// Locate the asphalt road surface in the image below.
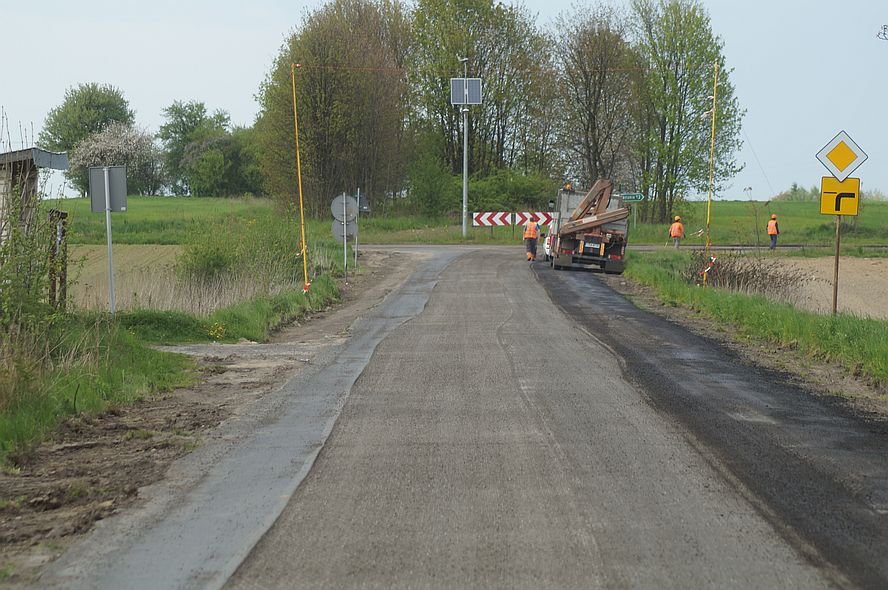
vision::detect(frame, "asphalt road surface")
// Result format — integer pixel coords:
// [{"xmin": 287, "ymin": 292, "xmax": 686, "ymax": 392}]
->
[
  {"xmin": 227, "ymin": 248, "xmax": 886, "ymax": 589},
  {"xmin": 42, "ymin": 247, "xmax": 888, "ymax": 589}
]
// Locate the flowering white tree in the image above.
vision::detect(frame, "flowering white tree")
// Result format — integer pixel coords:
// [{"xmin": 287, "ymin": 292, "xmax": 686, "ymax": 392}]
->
[{"xmin": 69, "ymin": 123, "xmax": 165, "ymax": 195}]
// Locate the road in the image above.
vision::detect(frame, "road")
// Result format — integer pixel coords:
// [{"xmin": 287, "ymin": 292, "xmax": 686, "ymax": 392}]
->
[{"xmin": 43, "ymin": 247, "xmax": 888, "ymax": 589}]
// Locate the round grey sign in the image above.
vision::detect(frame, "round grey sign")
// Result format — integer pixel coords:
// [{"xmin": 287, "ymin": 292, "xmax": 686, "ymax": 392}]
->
[{"xmin": 331, "ymin": 195, "xmax": 359, "ymax": 222}]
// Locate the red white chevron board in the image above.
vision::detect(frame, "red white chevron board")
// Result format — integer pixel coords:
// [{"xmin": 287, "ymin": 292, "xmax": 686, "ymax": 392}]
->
[
  {"xmin": 472, "ymin": 212, "xmax": 512, "ymax": 226},
  {"xmin": 515, "ymin": 211, "xmax": 553, "ymax": 226}
]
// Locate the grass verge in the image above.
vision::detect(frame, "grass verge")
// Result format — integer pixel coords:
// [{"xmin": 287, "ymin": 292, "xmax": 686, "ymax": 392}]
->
[
  {"xmin": 117, "ymin": 274, "xmax": 339, "ymax": 344},
  {"xmin": 0, "ymin": 316, "xmax": 194, "ymax": 460},
  {"xmin": 625, "ymin": 251, "xmax": 888, "ymax": 390},
  {"xmin": 1, "ymin": 274, "xmax": 340, "ymax": 462}
]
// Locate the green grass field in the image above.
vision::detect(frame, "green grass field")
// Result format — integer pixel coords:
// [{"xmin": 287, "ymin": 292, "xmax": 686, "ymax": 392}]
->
[
  {"xmin": 53, "ymin": 196, "xmax": 280, "ymax": 245},
  {"xmin": 629, "ymin": 200, "xmax": 888, "ymax": 247},
  {"xmin": 48, "ymin": 196, "xmax": 887, "ymax": 248}
]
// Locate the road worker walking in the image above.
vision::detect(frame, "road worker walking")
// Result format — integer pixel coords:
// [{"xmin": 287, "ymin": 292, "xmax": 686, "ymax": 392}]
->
[
  {"xmin": 524, "ymin": 219, "xmax": 540, "ymax": 261},
  {"xmin": 669, "ymin": 216, "xmax": 684, "ymax": 248},
  {"xmin": 767, "ymin": 214, "xmax": 780, "ymax": 250}
]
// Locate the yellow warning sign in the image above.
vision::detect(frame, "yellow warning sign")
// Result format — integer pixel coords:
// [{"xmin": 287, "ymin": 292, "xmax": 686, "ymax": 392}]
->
[{"xmin": 820, "ymin": 177, "xmax": 860, "ymax": 216}]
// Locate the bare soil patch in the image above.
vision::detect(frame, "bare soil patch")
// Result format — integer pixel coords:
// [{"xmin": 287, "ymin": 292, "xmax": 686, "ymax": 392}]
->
[
  {"xmin": 774, "ymin": 256, "xmax": 888, "ymax": 320},
  {"xmin": 0, "ymin": 249, "xmax": 423, "ymax": 587}
]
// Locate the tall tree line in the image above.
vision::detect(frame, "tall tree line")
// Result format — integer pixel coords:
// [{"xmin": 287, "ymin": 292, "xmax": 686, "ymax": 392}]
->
[{"xmin": 256, "ymin": 0, "xmax": 744, "ymax": 222}]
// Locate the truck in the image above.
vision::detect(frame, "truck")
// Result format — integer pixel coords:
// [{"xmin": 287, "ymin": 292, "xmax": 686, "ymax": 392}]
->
[{"xmin": 544, "ymin": 179, "xmax": 630, "ymax": 274}]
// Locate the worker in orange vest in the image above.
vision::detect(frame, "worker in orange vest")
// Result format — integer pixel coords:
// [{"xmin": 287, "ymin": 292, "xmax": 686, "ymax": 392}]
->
[
  {"xmin": 524, "ymin": 219, "xmax": 539, "ymax": 261},
  {"xmin": 767, "ymin": 214, "xmax": 780, "ymax": 250},
  {"xmin": 669, "ymin": 216, "xmax": 684, "ymax": 248}
]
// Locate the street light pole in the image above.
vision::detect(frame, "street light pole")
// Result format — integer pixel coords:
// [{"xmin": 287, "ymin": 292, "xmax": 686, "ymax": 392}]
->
[{"xmin": 460, "ymin": 57, "xmax": 469, "ymax": 239}]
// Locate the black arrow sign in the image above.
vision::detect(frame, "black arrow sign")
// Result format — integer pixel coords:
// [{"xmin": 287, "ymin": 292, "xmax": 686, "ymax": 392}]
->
[{"xmin": 823, "ymin": 191, "xmax": 856, "ymax": 212}]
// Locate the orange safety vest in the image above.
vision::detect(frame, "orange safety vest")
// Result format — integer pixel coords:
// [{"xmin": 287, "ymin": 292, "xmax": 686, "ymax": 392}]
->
[
  {"xmin": 524, "ymin": 222, "xmax": 539, "ymax": 239},
  {"xmin": 669, "ymin": 222, "xmax": 684, "ymax": 238},
  {"xmin": 767, "ymin": 220, "xmax": 779, "ymax": 235}
]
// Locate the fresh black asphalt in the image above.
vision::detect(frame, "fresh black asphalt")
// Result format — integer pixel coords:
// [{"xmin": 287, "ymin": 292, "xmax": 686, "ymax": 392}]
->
[{"xmin": 535, "ymin": 261, "xmax": 888, "ymax": 589}]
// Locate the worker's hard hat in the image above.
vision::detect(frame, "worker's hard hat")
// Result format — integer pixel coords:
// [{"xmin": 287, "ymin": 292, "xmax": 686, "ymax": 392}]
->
[
  {"xmin": 674, "ymin": 216, "xmax": 681, "ymax": 221},
  {"xmin": 771, "ymin": 214, "xmax": 777, "ymax": 219}
]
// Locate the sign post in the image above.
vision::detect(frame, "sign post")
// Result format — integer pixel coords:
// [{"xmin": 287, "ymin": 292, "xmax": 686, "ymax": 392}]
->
[
  {"xmin": 88, "ymin": 165, "xmax": 127, "ymax": 315},
  {"xmin": 617, "ymin": 193, "xmax": 644, "ymax": 229},
  {"xmin": 103, "ymin": 168, "xmax": 115, "ymax": 314},
  {"xmin": 354, "ymin": 188, "xmax": 361, "ymax": 268},
  {"xmin": 331, "ymin": 194, "xmax": 358, "ymax": 284},
  {"xmin": 816, "ymin": 131, "xmax": 867, "ymax": 315}
]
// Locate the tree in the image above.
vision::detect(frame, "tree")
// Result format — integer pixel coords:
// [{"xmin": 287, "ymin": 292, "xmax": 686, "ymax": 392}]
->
[
  {"xmin": 631, "ymin": 0, "xmax": 743, "ymax": 223},
  {"xmin": 39, "ymin": 83, "xmax": 135, "ymax": 193},
  {"xmin": 158, "ymin": 101, "xmax": 229, "ymax": 195},
  {"xmin": 183, "ymin": 146, "xmax": 228, "ymax": 197},
  {"xmin": 256, "ymin": 0, "xmax": 410, "ymax": 214},
  {"xmin": 554, "ymin": 6, "xmax": 638, "ymax": 185},
  {"xmin": 410, "ymin": 0, "xmax": 550, "ymax": 177},
  {"xmin": 68, "ymin": 123, "xmax": 164, "ymax": 195},
  {"xmin": 179, "ymin": 128, "xmax": 263, "ymax": 197}
]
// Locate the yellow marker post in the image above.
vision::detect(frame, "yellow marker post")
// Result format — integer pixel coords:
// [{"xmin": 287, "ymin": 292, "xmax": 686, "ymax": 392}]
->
[
  {"xmin": 703, "ymin": 61, "xmax": 719, "ymax": 287},
  {"xmin": 291, "ymin": 63, "xmax": 310, "ymax": 293}
]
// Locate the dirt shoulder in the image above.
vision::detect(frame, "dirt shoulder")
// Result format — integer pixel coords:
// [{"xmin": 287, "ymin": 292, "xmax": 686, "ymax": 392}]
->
[{"xmin": 0, "ymin": 249, "xmax": 425, "ymax": 587}]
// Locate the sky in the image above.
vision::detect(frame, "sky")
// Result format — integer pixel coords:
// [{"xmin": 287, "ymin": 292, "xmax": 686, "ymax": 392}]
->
[{"xmin": 2, "ymin": 0, "xmax": 886, "ymax": 200}]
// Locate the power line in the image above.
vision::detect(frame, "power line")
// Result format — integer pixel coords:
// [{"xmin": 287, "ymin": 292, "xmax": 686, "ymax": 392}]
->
[{"xmin": 742, "ymin": 128, "xmax": 775, "ymax": 198}]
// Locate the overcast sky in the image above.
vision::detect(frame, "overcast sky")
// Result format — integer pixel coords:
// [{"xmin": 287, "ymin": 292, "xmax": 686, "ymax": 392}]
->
[{"xmin": 2, "ymin": 0, "xmax": 885, "ymax": 200}]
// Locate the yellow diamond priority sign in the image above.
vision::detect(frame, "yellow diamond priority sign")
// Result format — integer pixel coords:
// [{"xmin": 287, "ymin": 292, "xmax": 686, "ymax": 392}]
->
[
  {"xmin": 820, "ymin": 176, "xmax": 860, "ymax": 216},
  {"xmin": 816, "ymin": 131, "xmax": 867, "ymax": 182}
]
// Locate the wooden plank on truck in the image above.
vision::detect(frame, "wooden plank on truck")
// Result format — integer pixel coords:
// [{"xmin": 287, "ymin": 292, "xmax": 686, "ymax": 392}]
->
[
  {"xmin": 569, "ymin": 179, "xmax": 613, "ymax": 221},
  {"xmin": 559, "ymin": 207, "xmax": 630, "ymax": 236}
]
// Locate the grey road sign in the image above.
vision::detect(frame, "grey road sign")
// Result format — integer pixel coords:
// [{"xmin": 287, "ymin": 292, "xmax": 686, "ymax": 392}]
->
[
  {"xmin": 332, "ymin": 220, "xmax": 358, "ymax": 242},
  {"xmin": 88, "ymin": 166, "xmax": 128, "ymax": 213},
  {"xmin": 332, "ymin": 195, "xmax": 358, "ymax": 222},
  {"xmin": 450, "ymin": 78, "xmax": 483, "ymax": 105}
]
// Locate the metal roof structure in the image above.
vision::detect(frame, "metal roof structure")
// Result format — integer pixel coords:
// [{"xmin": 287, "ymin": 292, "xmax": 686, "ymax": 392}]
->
[{"xmin": 0, "ymin": 147, "xmax": 69, "ymax": 170}]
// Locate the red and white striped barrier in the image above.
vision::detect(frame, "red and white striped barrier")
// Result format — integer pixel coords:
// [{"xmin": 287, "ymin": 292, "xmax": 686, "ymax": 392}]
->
[
  {"xmin": 515, "ymin": 211, "xmax": 553, "ymax": 226},
  {"xmin": 473, "ymin": 212, "xmax": 512, "ymax": 226}
]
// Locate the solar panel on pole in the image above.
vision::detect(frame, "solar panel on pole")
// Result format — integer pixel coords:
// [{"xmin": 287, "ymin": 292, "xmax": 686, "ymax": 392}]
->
[
  {"xmin": 466, "ymin": 79, "xmax": 482, "ymax": 104},
  {"xmin": 450, "ymin": 78, "xmax": 466, "ymax": 105}
]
